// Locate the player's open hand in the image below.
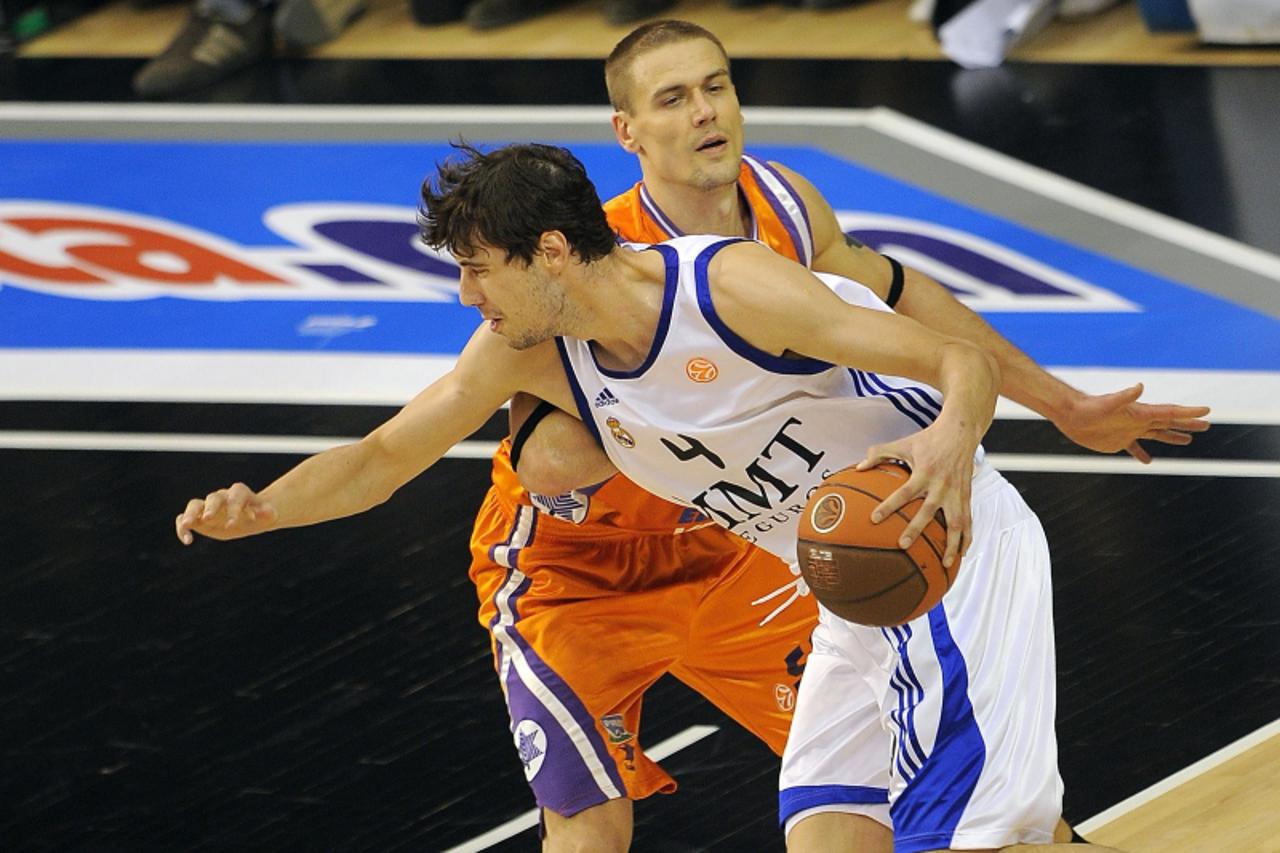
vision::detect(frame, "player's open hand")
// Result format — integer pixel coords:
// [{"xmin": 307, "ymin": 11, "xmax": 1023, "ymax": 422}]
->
[
  {"xmin": 856, "ymin": 430, "xmax": 975, "ymax": 569},
  {"xmin": 175, "ymin": 483, "xmax": 278, "ymax": 544},
  {"xmin": 1055, "ymin": 383, "xmax": 1211, "ymax": 463}
]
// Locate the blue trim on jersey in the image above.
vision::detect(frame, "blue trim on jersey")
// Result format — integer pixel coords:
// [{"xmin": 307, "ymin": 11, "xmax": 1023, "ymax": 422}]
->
[
  {"xmin": 849, "ymin": 369, "xmax": 933, "ymax": 430},
  {"xmin": 862, "ymin": 371, "xmax": 942, "ymax": 421},
  {"xmin": 591, "ymin": 244, "xmax": 679, "ymax": 380},
  {"xmin": 554, "ymin": 337, "xmax": 604, "ymax": 448},
  {"xmin": 746, "ymin": 153, "xmax": 813, "ymax": 267},
  {"xmin": 778, "ymin": 784, "xmax": 890, "ymax": 826},
  {"xmin": 693, "ymin": 238, "xmax": 833, "ymax": 375},
  {"xmin": 889, "ymin": 604, "xmax": 987, "ymax": 853}
]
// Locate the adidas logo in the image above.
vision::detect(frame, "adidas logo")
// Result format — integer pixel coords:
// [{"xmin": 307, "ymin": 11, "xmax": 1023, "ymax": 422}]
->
[{"xmin": 594, "ymin": 387, "xmax": 620, "ymax": 408}]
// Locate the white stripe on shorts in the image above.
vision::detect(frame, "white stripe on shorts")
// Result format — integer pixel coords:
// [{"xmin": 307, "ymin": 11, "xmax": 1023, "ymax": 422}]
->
[{"xmin": 490, "ymin": 520, "xmax": 623, "ymax": 802}]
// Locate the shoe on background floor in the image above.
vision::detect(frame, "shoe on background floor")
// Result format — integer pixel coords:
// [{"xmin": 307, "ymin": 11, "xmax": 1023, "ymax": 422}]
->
[
  {"xmin": 274, "ymin": 0, "xmax": 366, "ymax": 47},
  {"xmin": 132, "ymin": 1, "xmax": 271, "ymax": 98},
  {"xmin": 410, "ymin": 0, "xmax": 470, "ymax": 25},
  {"xmin": 604, "ymin": 0, "xmax": 674, "ymax": 25},
  {"xmin": 465, "ymin": 0, "xmax": 562, "ymax": 30}
]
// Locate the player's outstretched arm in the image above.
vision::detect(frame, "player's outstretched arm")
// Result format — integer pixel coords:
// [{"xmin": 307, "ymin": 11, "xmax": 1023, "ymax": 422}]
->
[
  {"xmin": 709, "ymin": 242, "xmax": 999, "ymax": 567},
  {"xmin": 175, "ymin": 325, "xmax": 565, "ymax": 545},
  {"xmin": 773, "ymin": 161, "xmax": 1211, "ymax": 462}
]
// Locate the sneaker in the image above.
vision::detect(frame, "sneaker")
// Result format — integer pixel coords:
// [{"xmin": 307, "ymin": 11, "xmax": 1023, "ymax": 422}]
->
[
  {"xmin": 465, "ymin": 0, "xmax": 563, "ymax": 30},
  {"xmin": 274, "ymin": 0, "xmax": 366, "ymax": 47},
  {"xmin": 603, "ymin": 0, "xmax": 674, "ymax": 25},
  {"xmin": 132, "ymin": 3, "xmax": 271, "ymax": 98}
]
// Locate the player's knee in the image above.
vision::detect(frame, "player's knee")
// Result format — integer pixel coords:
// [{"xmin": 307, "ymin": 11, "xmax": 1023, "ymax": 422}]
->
[
  {"xmin": 542, "ymin": 799, "xmax": 632, "ymax": 853},
  {"xmin": 787, "ymin": 811, "xmax": 892, "ymax": 853},
  {"xmin": 515, "ymin": 413, "xmax": 618, "ymax": 495}
]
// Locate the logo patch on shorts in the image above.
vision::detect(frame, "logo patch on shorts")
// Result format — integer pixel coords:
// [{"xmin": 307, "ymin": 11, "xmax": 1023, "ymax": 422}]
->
[
  {"xmin": 774, "ymin": 684, "xmax": 796, "ymax": 712},
  {"xmin": 513, "ymin": 719, "xmax": 547, "ymax": 780},
  {"xmin": 600, "ymin": 714, "xmax": 634, "ymax": 744}
]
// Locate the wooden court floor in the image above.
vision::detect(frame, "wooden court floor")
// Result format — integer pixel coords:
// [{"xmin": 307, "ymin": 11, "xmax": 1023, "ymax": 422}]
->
[{"xmin": 17, "ymin": 0, "xmax": 1280, "ymax": 64}]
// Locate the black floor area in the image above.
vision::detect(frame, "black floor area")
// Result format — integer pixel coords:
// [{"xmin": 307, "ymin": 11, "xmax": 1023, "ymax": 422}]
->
[
  {"xmin": 5, "ymin": 54, "xmax": 1280, "ymax": 850},
  {"xmin": 3, "ymin": 409, "xmax": 1279, "ymax": 850}
]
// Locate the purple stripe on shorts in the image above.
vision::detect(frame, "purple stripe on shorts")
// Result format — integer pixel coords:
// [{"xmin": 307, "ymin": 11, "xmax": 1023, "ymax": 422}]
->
[{"xmin": 493, "ymin": 572, "xmax": 627, "ymax": 813}]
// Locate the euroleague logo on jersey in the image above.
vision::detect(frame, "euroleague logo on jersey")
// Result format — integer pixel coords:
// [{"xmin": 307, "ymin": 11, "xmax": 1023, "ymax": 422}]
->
[{"xmin": 686, "ymin": 357, "xmax": 719, "ymax": 383}]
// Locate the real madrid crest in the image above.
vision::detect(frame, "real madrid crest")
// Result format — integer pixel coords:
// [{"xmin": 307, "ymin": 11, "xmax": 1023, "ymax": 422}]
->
[{"xmin": 605, "ymin": 416, "xmax": 636, "ymax": 449}]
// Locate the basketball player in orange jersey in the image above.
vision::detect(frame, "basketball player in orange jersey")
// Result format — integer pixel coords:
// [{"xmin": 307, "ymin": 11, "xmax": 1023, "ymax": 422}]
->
[{"xmin": 462, "ymin": 20, "xmax": 1209, "ymax": 851}]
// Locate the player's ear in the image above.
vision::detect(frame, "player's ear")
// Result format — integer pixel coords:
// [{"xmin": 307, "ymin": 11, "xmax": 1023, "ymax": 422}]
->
[
  {"xmin": 612, "ymin": 112, "xmax": 639, "ymax": 154},
  {"xmin": 537, "ymin": 230, "xmax": 570, "ymax": 270}
]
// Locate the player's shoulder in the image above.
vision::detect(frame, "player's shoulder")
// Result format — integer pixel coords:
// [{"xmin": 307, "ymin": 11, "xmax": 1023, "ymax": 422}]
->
[
  {"xmin": 602, "ymin": 180, "xmax": 642, "ymax": 215},
  {"xmin": 704, "ymin": 236, "xmax": 790, "ymax": 281}
]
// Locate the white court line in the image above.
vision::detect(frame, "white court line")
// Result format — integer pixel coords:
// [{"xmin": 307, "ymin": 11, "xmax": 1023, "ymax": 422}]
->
[
  {"xmin": 3, "ymin": 432, "xmax": 1277, "ymax": 478},
  {"xmin": 4, "ymin": 351, "xmax": 1280, "ymax": 424},
  {"xmin": 442, "ymin": 724, "xmax": 720, "ymax": 853},
  {"xmin": 0, "ymin": 431, "xmax": 496, "ymax": 459},
  {"xmin": 984, "ymin": 454, "xmax": 1280, "ymax": 479},
  {"xmin": 3, "ymin": 432, "xmax": 1278, "ymax": 477},
  {"xmin": 1076, "ymin": 717, "xmax": 1280, "ymax": 835}
]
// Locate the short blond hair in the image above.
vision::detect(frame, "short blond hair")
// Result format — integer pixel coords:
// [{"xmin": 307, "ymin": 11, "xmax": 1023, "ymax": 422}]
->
[{"xmin": 605, "ymin": 20, "xmax": 730, "ymax": 113}]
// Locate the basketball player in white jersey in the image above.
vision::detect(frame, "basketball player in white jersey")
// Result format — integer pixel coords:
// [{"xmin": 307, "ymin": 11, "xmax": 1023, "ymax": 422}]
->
[{"xmin": 176, "ymin": 143, "xmax": 1127, "ymax": 851}]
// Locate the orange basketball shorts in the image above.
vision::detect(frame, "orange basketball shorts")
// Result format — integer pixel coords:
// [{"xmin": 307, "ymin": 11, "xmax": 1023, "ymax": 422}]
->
[{"xmin": 470, "ymin": 488, "xmax": 819, "ymax": 818}]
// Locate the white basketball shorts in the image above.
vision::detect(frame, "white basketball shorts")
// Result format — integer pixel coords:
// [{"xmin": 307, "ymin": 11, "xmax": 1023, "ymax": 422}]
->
[{"xmin": 779, "ymin": 463, "xmax": 1064, "ymax": 853}]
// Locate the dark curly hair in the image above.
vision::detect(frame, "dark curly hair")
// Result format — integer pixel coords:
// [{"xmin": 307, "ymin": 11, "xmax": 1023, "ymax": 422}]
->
[{"xmin": 419, "ymin": 142, "xmax": 617, "ymax": 266}]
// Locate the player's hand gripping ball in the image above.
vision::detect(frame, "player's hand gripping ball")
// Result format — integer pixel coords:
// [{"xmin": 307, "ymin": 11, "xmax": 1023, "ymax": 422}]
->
[{"xmin": 797, "ymin": 462, "xmax": 960, "ymax": 626}]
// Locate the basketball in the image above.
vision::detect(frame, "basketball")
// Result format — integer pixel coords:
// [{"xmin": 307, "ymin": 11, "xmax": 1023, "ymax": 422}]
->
[{"xmin": 796, "ymin": 462, "xmax": 958, "ymax": 627}]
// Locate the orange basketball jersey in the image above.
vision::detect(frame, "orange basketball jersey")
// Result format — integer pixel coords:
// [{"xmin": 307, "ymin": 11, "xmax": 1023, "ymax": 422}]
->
[
  {"xmin": 487, "ymin": 152, "xmax": 816, "ymax": 532},
  {"xmin": 603, "ymin": 153, "xmax": 815, "ymax": 267}
]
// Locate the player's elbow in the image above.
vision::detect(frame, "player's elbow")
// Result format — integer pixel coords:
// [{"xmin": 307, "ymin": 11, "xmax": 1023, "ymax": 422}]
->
[
  {"xmin": 355, "ymin": 434, "xmax": 417, "ymax": 509},
  {"xmin": 940, "ymin": 339, "xmax": 1000, "ymax": 398}
]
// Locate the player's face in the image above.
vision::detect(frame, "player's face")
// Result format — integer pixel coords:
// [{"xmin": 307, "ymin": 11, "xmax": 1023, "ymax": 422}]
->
[
  {"xmin": 613, "ymin": 38, "xmax": 744, "ymax": 193},
  {"xmin": 455, "ymin": 242, "xmax": 566, "ymax": 350}
]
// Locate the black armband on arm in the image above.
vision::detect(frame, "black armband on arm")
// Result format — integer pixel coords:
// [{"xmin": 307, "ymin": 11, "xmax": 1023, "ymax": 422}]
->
[
  {"xmin": 884, "ymin": 255, "xmax": 905, "ymax": 309},
  {"xmin": 509, "ymin": 400, "xmax": 558, "ymax": 472}
]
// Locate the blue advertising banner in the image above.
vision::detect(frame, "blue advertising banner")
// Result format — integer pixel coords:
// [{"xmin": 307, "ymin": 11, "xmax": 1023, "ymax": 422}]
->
[{"xmin": 3, "ymin": 138, "xmax": 1277, "ymax": 371}]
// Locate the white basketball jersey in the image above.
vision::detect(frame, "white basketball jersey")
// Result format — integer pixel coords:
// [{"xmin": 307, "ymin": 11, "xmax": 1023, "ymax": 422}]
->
[{"xmin": 556, "ymin": 235, "xmax": 954, "ymax": 565}]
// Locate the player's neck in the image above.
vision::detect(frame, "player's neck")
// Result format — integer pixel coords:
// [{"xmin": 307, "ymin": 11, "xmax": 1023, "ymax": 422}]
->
[
  {"xmin": 574, "ymin": 247, "xmax": 668, "ymax": 373},
  {"xmin": 644, "ymin": 178, "xmax": 749, "ymax": 239}
]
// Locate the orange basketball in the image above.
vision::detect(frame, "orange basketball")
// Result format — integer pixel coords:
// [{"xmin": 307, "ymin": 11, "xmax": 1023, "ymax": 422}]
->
[{"xmin": 796, "ymin": 462, "xmax": 959, "ymax": 627}]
